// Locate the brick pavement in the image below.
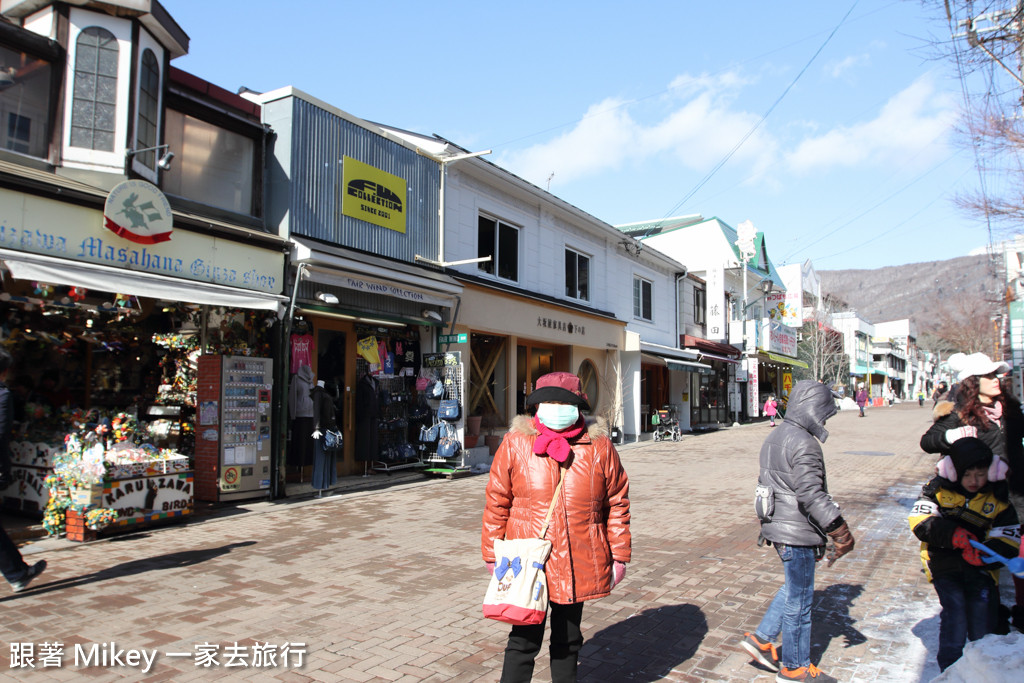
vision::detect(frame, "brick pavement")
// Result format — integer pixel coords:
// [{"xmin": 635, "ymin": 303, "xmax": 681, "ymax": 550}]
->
[{"xmin": 0, "ymin": 403, "xmax": 972, "ymax": 682}]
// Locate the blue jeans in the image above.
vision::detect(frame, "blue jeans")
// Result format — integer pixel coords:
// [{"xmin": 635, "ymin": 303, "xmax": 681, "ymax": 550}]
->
[
  {"xmin": 755, "ymin": 544, "xmax": 817, "ymax": 669},
  {"xmin": 933, "ymin": 572, "xmax": 997, "ymax": 671}
]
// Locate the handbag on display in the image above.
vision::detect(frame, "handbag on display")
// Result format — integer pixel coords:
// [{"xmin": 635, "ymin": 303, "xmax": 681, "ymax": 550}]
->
[
  {"xmin": 419, "ymin": 423, "xmax": 439, "ymax": 444},
  {"xmin": 438, "ymin": 399, "xmax": 461, "ymax": 421},
  {"xmin": 483, "ymin": 467, "xmax": 566, "ymax": 625},
  {"xmin": 324, "ymin": 429, "xmax": 343, "ymax": 451},
  {"xmin": 429, "ymin": 378, "xmax": 445, "ymax": 399},
  {"xmin": 415, "ymin": 376, "xmax": 430, "ymax": 392},
  {"xmin": 436, "ymin": 434, "xmax": 462, "ymax": 459}
]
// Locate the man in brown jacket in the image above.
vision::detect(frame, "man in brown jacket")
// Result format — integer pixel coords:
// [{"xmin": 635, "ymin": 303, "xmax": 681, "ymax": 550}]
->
[{"xmin": 482, "ymin": 372, "xmax": 631, "ymax": 683}]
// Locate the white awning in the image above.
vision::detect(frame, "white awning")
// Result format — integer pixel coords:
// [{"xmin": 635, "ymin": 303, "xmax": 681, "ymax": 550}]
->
[
  {"xmin": 291, "ymin": 237, "xmax": 462, "ymax": 307},
  {"xmin": 639, "ymin": 341, "xmax": 701, "ymax": 361},
  {"xmin": 667, "ymin": 359, "xmax": 714, "ymax": 375},
  {"xmin": 0, "ymin": 248, "xmax": 287, "ymax": 311}
]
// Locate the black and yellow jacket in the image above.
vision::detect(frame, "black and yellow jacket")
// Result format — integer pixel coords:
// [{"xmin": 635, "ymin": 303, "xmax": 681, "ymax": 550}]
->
[{"xmin": 909, "ymin": 475, "xmax": 1020, "ymax": 582}]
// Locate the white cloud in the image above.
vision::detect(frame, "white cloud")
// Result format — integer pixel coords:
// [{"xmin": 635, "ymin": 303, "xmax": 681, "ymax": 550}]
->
[
  {"xmin": 826, "ymin": 53, "xmax": 869, "ymax": 78},
  {"xmin": 785, "ymin": 74, "xmax": 957, "ymax": 173},
  {"xmin": 499, "ymin": 71, "xmax": 778, "ymax": 188}
]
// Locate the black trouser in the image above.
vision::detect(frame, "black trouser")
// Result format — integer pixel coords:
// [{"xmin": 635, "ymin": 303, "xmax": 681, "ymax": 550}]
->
[
  {"xmin": 500, "ymin": 601, "xmax": 584, "ymax": 683},
  {"xmin": 0, "ymin": 525, "xmax": 28, "ymax": 583}
]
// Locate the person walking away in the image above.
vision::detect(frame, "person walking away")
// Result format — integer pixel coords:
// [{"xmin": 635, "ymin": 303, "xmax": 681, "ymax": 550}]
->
[
  {"xmin": 920, "ymin": 352, "xmax": 1024, "ymax": 630},
  {"xmin": 0, "ymin": 348, "xmax": 46, "ymax": 592},
  {"xmin": 855, "ymin": 384, "xmax": 868, "ymax": 418},
  {"xmin": 908, "ymin": 437, "xmax": 1020, "ymax": 670},
  {"xmin": 740, "ymin": 380, "xmax": 854, "ymax": 682},
  {"xmin": 482, "ymin": 371, "xmax": 631, "ymax": 682},
  {"xmin": 764, "ymin": 395, "xmax": 779, "ymax": 427}
]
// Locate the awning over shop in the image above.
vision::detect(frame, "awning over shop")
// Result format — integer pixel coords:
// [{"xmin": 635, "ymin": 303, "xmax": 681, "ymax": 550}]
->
[
  {"xmin": 639, "ymin": 341, "xmax": 701, "ymax": 361},
  {"xmin": 764, "ymin": 352, "xmax": 809, "ymax": 369},
  {"xmin": 292, "ymin": 237, "xmax": 462, "ymax": 307},
  {"xmin": 640, "ymin": 353, "xmax": 666, "ymax": 366},
  {"xmin": 0, "ymin": 247, "xmax": 287, "ymax": 311},
  {"xmin": 697, "ymin": 351, "xmax": 740, "ymax": 364},
  {"xmin": 667, "ymin": 359, "xmax": 714, "ymax": 375}
]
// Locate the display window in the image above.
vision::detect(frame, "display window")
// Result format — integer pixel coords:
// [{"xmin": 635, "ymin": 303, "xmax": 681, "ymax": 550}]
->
[{"xmin": 0, "ymin": 271, "xmax": 276, "ymax": 537}]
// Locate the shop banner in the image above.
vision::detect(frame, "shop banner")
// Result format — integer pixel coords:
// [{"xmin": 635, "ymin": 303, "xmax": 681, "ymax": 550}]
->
[
  {"xmin": 763, "ymin": 320, "xmax": 798, "ymax": 357},
  {"xmin": 765, "ymin": 290, "xmax": 801, "ymax": 328},
  {"xmin": 747, "ymin": 357, "xmax": 759, "ymax": 417},
  {"xmin": 341, "ymin": 156, "xmax": 407, "ymax": 234},
  {"xmin": 706, "ymin": 265, "xmax": 725, "ymax": 342}
]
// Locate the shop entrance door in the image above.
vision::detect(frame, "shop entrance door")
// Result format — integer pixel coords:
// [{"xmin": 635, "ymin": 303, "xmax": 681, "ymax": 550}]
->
[
  {"xmin": 469, "ymin": 333, "xmax": 508, "ymax": 424},
  {"xmin": 311, "ymin": 319, "xmax": 355, "ymax": 477},
  {"xmin": 516, "ymin": 342, "xmax": 569, "ymax": 415}
]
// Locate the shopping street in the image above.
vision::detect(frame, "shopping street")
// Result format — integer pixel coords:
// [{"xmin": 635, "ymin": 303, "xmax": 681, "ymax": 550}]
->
[{"xmin": 0, "ymin": 402, "xmax": 984, "ymax": 682}]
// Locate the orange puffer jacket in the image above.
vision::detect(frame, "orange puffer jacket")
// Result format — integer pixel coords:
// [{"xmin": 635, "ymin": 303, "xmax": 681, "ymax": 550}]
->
[{"xmin": 481, "ymin": 415, "xmax": 631, "ymax": 605}]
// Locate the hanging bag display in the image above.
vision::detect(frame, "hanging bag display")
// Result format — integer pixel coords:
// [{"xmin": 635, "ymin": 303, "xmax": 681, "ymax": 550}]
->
[
  {"xmin": 438, "ymin": 398, "xmax": 461, "ymax": 421},
  {"xmin": 483, "ymin": 467, "xmax": 566, "ymax": 626},
  {"xmin": 324, "ymin": 429, "xmax": 343, "ymax": 451}
]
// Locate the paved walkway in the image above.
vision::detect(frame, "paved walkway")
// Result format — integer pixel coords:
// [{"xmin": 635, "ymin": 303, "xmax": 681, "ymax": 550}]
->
[{"xmin": 0, "ymin": 403, "xmax": 989, "ymax": 681}]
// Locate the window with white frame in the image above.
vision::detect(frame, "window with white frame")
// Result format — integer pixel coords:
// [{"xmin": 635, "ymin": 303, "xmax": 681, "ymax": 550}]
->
[
  {"xmin": 633, "ymin": 276, "xmax": 653, "ymax": 321},
  {"xmin": 70, "ymin": 26, "xmax": 118, "ymax": 151},
  {"xmin": 134, "ymin": 49, "xmax": 160, "ymax": 168},
  {"xmin": 477, "ymin": 214, "xmax": 519, "ymax": 282},
  {"xmin": 694, "ymin": 287, "xmax": 706, "ymax": 325},
  {"xmin": 564, "ymin": 247, "xmax": 590, "ymax": 302}
]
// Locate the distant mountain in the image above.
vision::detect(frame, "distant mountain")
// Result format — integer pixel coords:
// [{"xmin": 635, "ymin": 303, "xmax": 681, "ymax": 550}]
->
[{"xmin": 819, "ymin": 254, "xmax": 1004, "ymax": 340}]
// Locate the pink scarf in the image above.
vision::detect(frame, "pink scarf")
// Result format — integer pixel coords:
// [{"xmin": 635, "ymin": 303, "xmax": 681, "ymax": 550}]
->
[
  {"xmin": 983, "ymin": 401, "xmax": 1003, "ymax": 427},
  {"xmin": 532, "ymin": 415, "xmax": 585, "ymax": 463}
]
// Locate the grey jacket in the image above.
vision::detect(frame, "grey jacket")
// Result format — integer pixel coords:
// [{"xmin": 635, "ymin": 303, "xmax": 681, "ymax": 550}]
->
[
  {"xmin": 289, "ymin": 365, "xmax": 315, "ymax": 419},
  {"xmin": 757, "ymin": 380, "xmax": 842, "ymax": 547}
]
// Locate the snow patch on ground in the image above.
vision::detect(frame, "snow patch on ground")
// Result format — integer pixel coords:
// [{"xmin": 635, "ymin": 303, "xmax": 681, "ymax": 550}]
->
[{"xmin": 931, "ymin": 631, "xmax": 1024, "ymax": 682}]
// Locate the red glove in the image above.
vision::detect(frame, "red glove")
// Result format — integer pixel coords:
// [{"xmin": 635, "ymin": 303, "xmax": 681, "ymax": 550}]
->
[
  {"xmin": 485, "ymin": 562, "xmax": 495, "ymax": 575},
  {"xmin": 952, "ymin": 528, "xmax": 984, "ymax": 567}
]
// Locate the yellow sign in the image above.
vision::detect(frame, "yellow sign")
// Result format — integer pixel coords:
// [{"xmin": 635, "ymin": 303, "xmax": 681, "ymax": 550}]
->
[
  {"xmin": 782, "ymin": 371, "xmax": 793, "ymax": 396},
  {"xmin": 342, "ymin": 156, "xmax": 406, "ymax": 233}
]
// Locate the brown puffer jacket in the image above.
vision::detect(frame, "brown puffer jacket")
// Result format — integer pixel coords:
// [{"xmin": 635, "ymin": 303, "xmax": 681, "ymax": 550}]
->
[{"xmin": 481, "ymin": 415, "xmax": 631, "ymax": 605}]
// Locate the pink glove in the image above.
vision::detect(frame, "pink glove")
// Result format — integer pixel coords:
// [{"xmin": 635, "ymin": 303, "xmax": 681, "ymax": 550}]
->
[
  {"xmin": 945, "ymin": 426, "xmax": 977, "ymax": 444},
  {"xmin": 989, "ymin": 458, "xmax": 1009, "ymax": 481},
  {"xmin": 612, "ymin": 561, "xmax": 627, "ymax": 587},
  {"xmin": 486, "ymin": 562, "xmax": 495, "ymax": 575}
]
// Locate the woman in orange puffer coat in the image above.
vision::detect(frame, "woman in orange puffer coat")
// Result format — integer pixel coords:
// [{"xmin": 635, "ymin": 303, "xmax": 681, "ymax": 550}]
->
[{"xmin": 482, "ymin": 372, "xmax": 631, "ymax": 683}]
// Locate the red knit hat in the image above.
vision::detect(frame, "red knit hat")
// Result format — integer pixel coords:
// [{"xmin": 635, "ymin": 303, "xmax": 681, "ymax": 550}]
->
[{"xmin": 525, "ymin": 372, "xmax": 590, "ymax": 411}]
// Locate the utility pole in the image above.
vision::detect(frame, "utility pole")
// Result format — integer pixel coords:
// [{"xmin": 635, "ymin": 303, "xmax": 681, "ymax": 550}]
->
[{"xmin": 736, "ymin": 220, "xmax": 757, "ymax": 424}]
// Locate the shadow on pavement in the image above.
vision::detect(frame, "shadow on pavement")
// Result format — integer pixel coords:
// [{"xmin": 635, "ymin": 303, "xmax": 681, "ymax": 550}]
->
[
  {"xmin": 811, "ymin": 583, "xmax": 866, "ymax": 661},
  {"xmin": 0, "ymin": 541, "xmax": 256, "ymax": 602},
  {"xmin": 581, "ymin": 603, "xmax": 707, "ymax": 681},
  {"xmin": 911, "ymin": 614, "xmax": 941, "ymax": 682}
]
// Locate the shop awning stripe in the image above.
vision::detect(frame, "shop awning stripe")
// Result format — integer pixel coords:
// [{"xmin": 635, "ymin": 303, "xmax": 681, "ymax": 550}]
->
[{"xmin": 763, "ymin": 352, "xmax": 809, "ymax": 369}]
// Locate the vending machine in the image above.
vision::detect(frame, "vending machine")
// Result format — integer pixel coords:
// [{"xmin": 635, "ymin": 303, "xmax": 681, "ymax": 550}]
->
[{"xmin": 195, "ymin": 355, "xmax": 274, "ymax": 502}]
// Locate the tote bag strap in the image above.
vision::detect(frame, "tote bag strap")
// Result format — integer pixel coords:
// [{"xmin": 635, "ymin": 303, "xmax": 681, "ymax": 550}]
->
[{"xmin": 538, "ymin": 466, "xmax": 566, "ymax": 540}]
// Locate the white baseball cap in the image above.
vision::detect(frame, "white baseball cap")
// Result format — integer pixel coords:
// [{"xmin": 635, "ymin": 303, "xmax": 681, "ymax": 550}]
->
[{"xmin": 956, "ymin": 352, "xmax": 1009, "ymax": 382}]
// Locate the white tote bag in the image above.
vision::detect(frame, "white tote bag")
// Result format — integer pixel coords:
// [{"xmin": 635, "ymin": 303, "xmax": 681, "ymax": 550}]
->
[{"xmin": 483, "ymin": 468, "xmax": 565, "ymax": 626}]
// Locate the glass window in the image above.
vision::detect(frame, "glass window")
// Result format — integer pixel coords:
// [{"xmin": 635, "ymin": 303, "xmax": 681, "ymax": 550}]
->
[
  {"xmin": 135, "ymin": 49, "xmax": 160, "ymax": 167},
  {"xmin": 162, "ymin": 109, "xmax": 255, "ymax": 215},
  {"xmin": 70, "ymin": 26, "xmax": 118, "ymax": 151},
  {"xmin": 577, "ymin": 359, "xmax": 598, "ymax": 415},
  {"xmin": 564, "ymin": 248, "xmax": 590, "ymax": 301},
  {"xmin": 0, "ymin": 45, "xmax": 53, "ymax": 158},
  {"xmin": 477, "ymin": 215, "xmax": 519, "ymax": 283},
  {"xmin": 694, "ymin": 287, "xmax": 706, "ymax": 325},
  {"xmin": 633, "ymin": 276, "xmax": 652, "ymax": 321}
]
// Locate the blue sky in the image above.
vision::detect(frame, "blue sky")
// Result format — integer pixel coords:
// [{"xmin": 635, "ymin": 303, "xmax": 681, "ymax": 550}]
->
[{"xmin": 165, "ymin": 1, "xmax": 1000, "ymax": 271}]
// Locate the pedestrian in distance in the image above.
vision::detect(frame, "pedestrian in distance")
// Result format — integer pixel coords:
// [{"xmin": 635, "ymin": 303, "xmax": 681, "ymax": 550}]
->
[
  {"xmin": 932, "ymin": 381, "xmax": 949, "ymax": 408},
  {"xmin": 918, "ymin": 391, "xmax": 925, "ymax": 407},
  {"xmin": 0, "ymin": 347, "xmax": 47, "ymax": 593},
  {"xmin": 741, "ymin": 380, "xmax": 855, "ymax": 683},
  {"xmin": 481, "ymin": 371, "xmax": 631, "ymax": 683},
  {"xmin": 855, "ymin": 384, "xmax": 868, "ymax": 418},
  {"xmin": 908, "ymin": 437, "xmax": 1020, "ymax": 671},
  {"xmin": 764, "ymin": 395, "xmax": 779, "ymax": 427},
  {"xmin": 920, "ymin": 352, "xmax": 1024, "ymax": 631}
]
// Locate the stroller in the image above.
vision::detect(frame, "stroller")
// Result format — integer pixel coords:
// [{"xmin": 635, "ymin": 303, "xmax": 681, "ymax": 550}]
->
[{"xmin": 651, "ymin": 406, "xmax": 682, "ymax": 442}]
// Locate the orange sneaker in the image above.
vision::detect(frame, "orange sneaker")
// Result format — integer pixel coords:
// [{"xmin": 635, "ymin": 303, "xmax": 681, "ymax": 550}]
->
[
  {"xmin": 740, "ymin": 632, "xmax": 779, "ymax": 672},
  {"xmin": 776, "ymin": 663, "xmax": 837, "ymax": 682}
]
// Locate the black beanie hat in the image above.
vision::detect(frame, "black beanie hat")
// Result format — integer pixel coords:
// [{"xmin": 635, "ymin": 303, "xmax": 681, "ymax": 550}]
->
[{"xmin": 949, "ymin": 437, "xmax": 993, "ymax": 481}]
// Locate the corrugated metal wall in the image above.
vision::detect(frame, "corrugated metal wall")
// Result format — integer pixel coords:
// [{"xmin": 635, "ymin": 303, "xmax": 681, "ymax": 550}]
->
[{"xmin": 287, "ymin": 98, "xmax": 440, "ymax": 263}]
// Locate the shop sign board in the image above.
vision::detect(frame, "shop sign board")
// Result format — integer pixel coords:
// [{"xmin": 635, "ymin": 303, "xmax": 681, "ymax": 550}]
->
[
  {"xmin": 705, "ymin": 265, "xmax": 725, "ymax": 342},
  {"xmin": 0, "ymin": 188, "xmax": 282, "ymax": 293},
  {"xmin": 341, "ymin": 156, "xmax": 407, "ymax": 233},
  {"xmin": 746, "ymin": 357, "xmax": 759, "ymax": 417},
  {"xmin": 763, "ymin": 320, "xmax": 798, "ymax": 357},
  {"xmin": 104, "ymin": 473, "xmax": 193, "ymax": 519},
  {"xmin": 103, "ymin": 180, "xmax": 173, "ymax": 245},
  {"xmin": 766, "ymin": 291, "xmax": 801, "ymax": 328},
  {"xmin": 438, "ymin": 334, "xmax": 467, "ymax": 344},
  {"xmin": 782, "ymin": 371, "xmax": 794, "ymax": 401}
]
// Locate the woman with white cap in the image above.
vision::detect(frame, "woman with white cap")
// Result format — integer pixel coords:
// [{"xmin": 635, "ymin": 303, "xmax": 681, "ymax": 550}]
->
[{"xmin": 920, "ymin": 351, "xmax": 1024, "ymax": 630}]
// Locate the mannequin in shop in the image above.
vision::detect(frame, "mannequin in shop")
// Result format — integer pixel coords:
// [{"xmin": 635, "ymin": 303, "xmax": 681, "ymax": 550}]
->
[
  {"xmin": 310, "ymin": 378, "xmax": 339, "ymax": 496},
  {"xmin": 288, "ymin": 364, "xmax": 316, "ymax": 481},
  {"xmin": 354, "ymin": 368, "xmax": 380, "ymax": 476}
]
